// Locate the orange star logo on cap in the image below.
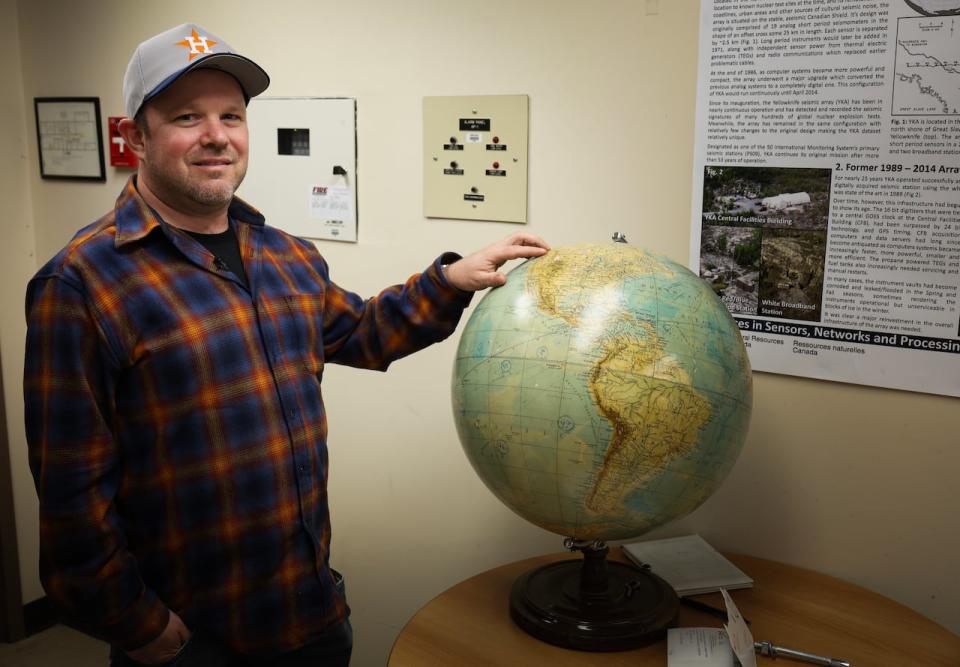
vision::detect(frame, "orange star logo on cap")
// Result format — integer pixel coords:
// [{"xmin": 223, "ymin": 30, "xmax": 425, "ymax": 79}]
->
[{"xmin": 175, "ymin": 28, "xmax": 218, "ymax": 61}]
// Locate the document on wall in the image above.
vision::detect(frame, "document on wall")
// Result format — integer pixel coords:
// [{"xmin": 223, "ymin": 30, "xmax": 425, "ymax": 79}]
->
[
  {"xmin": 690, "ymin": 0, "xmax": 960, "ymax": 397},
  {"xmin": 36, "ymin": 100, "xmax": 103, "ymax": 178},
  {"xmin": 309, "ymin": 184, "xmax": 357, "ymax": 242}
]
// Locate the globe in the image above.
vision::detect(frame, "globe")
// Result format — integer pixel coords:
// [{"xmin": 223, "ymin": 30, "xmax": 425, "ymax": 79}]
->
[{"xmin": 452, "ymin": 241, "xmax": 753, "ymax": 543}]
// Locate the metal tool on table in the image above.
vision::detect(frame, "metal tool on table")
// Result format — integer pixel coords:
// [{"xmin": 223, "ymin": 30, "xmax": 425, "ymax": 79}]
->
[{"xmin": 755, "ymin": 639, "xmax": 851, "ymax": 666}]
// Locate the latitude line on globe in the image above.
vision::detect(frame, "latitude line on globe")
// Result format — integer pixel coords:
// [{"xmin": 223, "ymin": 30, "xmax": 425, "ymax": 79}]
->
[{"xmin": 459, "ymin": 328, "xmax": 563, "ymax": 379}]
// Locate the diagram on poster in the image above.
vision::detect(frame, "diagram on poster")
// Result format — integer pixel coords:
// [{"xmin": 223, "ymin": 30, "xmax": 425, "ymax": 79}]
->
[{"xmin": 893, "ymin": 16, "xmax": 960, "ymax": 115}]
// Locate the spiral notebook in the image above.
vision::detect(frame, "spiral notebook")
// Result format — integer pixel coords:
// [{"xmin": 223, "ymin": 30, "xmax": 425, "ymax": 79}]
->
[{"xmin": 622, "ymin": 534, "xmax": 753, "ymax": 596}]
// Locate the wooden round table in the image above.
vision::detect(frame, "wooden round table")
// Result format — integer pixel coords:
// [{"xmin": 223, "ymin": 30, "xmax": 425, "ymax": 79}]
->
[{"xmin": 389, "ymin": 550, "xmax": 960, "ymax": 666}]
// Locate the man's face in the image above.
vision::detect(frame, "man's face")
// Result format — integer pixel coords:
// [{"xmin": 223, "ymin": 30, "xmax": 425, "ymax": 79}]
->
[{"xmin": 138, "ymin": 69, "xmax": 249, "ymax": 214}]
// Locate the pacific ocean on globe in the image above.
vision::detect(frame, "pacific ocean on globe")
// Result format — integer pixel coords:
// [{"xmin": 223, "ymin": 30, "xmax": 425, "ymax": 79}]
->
[{"xmin": 451, "ymin": 241, "xmax": 753, "ymax": 542}]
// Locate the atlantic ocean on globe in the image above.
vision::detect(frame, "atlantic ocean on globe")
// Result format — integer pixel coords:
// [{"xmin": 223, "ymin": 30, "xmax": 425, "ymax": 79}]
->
[{"xmin": 452, "ymin": 241, "xmax": 752, "ymax": 543}]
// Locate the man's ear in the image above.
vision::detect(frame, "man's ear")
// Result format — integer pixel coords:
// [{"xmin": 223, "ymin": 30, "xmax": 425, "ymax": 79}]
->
[{"xmin": 117, "ymin": 118, "xmax": 147, "ymax": 160}]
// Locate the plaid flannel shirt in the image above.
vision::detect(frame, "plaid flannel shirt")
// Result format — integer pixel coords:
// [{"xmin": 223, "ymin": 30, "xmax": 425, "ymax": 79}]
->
[{"xmin": 24, "ymin": 177, "xmax": 471, "ymax": 655}]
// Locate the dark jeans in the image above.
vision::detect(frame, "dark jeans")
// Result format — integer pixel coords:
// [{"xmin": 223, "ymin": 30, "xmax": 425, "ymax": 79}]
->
[{"xmin": 109, "ymin": 619, "xmax": 353, "ymax": 667}]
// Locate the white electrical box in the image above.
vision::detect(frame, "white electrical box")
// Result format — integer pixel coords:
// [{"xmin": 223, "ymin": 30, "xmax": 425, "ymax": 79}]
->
[
  {"xmin": 239, "ymin": 97, "xmax": 357, "ymax": 242},
  {"xmin": 423, "ymin": 95, "xmax": 528, "ymax": 224}
]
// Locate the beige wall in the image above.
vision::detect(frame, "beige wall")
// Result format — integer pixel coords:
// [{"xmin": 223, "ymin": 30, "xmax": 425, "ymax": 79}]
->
[
  {"xmin": 4, "ymin": 0, "xmax": 958, "ymax": 663},
  {"xmin": 1, "ymin": 0, "xmax": 40, "ymax": 603}
]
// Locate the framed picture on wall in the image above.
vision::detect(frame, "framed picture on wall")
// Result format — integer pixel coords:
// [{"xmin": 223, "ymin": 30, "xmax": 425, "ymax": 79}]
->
[{"xmin": 34, "ymin": 97, "xmax": 106, "ymax": 181}]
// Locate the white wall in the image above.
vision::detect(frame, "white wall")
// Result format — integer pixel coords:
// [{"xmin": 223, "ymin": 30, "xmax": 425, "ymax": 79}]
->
[{"xmin": 6, "ymin": 1, "xmax": 959, "ymax": 664}]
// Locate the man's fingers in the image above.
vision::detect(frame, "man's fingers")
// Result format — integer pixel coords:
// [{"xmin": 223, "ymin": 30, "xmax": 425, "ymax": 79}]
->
[
  {"xmin": 445, "ymin": 233, "xmax": 551, "ymax": 292},
  {"xmin": 490, "ymin": 243, "xmax": 549, "ymax": 264},
  {"xmin": 504, "ymin": 232, "xmax": 550, "ymax": 250}
]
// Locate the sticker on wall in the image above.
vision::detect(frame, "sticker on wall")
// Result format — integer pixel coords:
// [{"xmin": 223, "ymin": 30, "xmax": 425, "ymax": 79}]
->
[{"xmin": 309, "ymin": 185, "xmax": 355, "ymax": 240}]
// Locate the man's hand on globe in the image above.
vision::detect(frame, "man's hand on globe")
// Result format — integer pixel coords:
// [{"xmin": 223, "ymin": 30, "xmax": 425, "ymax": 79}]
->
[{"xmin": 444, "ymin": 232, "xmax": 551, "ymax": 292}]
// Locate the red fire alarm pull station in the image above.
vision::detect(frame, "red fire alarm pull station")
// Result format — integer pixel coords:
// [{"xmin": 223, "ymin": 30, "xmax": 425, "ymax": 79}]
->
[{"xmin": 108, "ymin": 116, "xmax": 138, "ymax": 168}]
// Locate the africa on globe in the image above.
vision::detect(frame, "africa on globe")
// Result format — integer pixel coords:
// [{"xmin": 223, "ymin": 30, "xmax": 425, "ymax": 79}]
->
[{"xmin": 452, "ymin": 241, "xmax": 753, "ymax": 543}]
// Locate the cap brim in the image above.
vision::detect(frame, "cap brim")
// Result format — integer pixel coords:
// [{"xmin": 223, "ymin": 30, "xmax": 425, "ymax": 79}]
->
[{"xmin": 143, "ymin": 52, "xmax": 270, "ymax": 109}]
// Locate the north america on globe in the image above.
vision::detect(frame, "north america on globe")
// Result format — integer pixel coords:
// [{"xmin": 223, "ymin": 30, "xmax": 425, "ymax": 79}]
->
[{"xmin": 452, "ymin": 242, "xmax": 752, "ymax": 541}]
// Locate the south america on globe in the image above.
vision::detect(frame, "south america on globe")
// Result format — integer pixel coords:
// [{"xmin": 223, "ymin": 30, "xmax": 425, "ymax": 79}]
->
[{"xmin": 452, "ymin": 241, "xmax": 753, "ymax": 543}]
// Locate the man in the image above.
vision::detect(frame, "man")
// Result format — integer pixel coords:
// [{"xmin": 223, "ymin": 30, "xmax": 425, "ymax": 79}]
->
[{"xmin": 23, "ymin": 23, "xmax": 548, "ymax": 666}]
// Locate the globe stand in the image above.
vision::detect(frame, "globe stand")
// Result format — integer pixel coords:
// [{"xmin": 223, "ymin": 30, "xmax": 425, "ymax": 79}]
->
[{"xmin": 509, "ymin": 538, "xmax": 679, "ymax": 651}]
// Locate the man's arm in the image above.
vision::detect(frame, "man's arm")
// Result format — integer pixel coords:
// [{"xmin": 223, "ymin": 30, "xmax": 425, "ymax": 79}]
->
[
  {"xmin": 318, "ymin": 232, "xmax": 549, "ymax": 368},
  {"xmin": 23, "ymin": 275, "xmax": 171, "ymax": 652}
]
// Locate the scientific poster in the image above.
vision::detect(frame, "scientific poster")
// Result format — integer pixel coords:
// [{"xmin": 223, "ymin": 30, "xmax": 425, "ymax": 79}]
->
[{"xmin": 690, "ymin": 0, "xmax": 960, "ymax": 397}]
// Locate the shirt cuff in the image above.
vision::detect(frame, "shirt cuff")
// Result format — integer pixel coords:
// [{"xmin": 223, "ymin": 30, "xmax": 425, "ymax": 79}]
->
[
  {"xmin": 114, "ymin": 590, "xmax": 171, "ymax": 651},
  {"xmin": 433, "ymin": 252, "xmax": 473, "ymax": 300}
]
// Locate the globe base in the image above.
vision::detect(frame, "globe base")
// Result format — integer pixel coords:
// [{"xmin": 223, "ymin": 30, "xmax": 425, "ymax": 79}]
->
[{"xmin": 509, "ymin": 541, "xmax": 679, "ymax": 652}]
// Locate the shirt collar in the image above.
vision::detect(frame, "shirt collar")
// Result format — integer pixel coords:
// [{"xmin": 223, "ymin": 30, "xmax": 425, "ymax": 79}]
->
[{"xmin": 113, "ymin": 175, "xmax": 266, "ymax": 248}]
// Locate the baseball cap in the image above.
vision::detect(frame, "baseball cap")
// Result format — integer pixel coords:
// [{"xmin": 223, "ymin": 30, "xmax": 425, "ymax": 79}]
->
[{"xmin": 123, "ymin": 23, "xmax": 270, "ymax": 118}]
